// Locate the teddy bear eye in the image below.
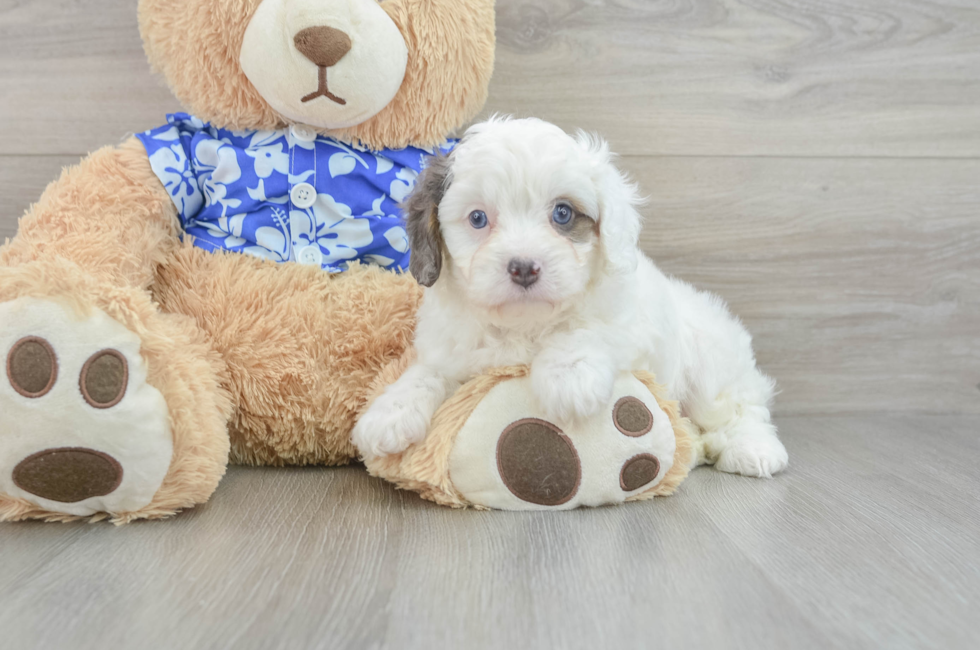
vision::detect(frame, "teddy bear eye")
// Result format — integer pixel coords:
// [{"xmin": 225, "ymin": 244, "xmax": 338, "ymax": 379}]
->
[
  {"xmin": 552, "ymin": 203, "xmax": 573, "ymax": 225},
  {"xmin": 469, "ymin": 210, "xmax": 488, "ymax": 229}
]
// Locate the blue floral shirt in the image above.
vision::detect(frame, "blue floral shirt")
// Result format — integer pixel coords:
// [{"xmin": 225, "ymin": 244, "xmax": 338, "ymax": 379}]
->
[{"xmin": 136, "ymin": 113, "xmax": 449, "ymax": 272}]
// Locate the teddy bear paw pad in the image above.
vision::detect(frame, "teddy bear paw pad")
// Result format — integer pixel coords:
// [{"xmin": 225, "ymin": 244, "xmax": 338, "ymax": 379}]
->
[
  {"xmin": 0, "ymin": 298, "xmax": 172, "ymax": 517},
  {"xmin": 449, "ymin": 373, "xmax": 677, "ymax": 510}
]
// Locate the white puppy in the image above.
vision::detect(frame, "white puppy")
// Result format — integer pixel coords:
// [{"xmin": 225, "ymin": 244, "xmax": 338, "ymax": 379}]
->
[{"xmin": 352, "ymin": 117, "xmax": 788, "ymax": 477}]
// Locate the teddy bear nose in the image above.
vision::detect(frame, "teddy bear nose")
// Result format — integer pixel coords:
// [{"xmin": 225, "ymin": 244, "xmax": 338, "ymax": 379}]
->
[{"xmin": 293, "ymin": 26, "xmax": 352, "ymax": 68}]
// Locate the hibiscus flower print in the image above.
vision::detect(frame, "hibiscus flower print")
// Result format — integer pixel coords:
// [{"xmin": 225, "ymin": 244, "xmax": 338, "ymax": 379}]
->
[
  {"xmin": 244, "ymin": 226, "xmax": 291, "ymax": 262},
  {"xmin": 138, "ymin": 112, "xmax": 456, "ymax": 274},
  {"xmin": 388, "ymin": 167, "xmax": 419, "ymax": 202},
  {"xmin": 246, "ymin": 143, "xmax": 290, "ymax": 179},
  {"xmin": 147, "ymin": 143, "xmax": 202, "ymax": 219},
  {"xmin": 290, "ymin": 193, "xmax": 373, "ymax": 266},
  {"xmin": 195, "ymin": 138, "xmax": 243, "ymax": 217}
]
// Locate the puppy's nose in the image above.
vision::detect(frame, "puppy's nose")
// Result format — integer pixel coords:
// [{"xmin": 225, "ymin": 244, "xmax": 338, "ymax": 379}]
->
[
  {"xmin": 294, "ymin": 26, "xmax": 352, "ymax": 68},
  {"xmin": 508, "ymin": 258, "xmax": 540, "ymax": 288}
]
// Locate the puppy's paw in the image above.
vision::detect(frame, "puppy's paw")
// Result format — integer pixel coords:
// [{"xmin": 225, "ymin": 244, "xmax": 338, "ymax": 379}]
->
[
  {"xmin": 712, "ymin": 422, "xmax": 789, "ymax": 478},
  {"xmin": 352, "ymin": 393, "xmax": 430, "ymax": 460},
  {"xmin": 531, "ymin": 353, "xmax": 616, "ymax": 423}
]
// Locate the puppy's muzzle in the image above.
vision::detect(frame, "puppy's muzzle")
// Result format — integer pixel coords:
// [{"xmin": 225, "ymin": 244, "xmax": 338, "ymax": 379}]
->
[{"xmin": 508, "ymin": 258, "xmax": 540, "ymax": 288}]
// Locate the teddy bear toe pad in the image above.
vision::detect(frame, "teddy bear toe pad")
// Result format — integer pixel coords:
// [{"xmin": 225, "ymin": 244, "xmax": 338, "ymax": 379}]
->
[
  {"xmin": 0, "ymin": 298, "xmax": 172, "ymax": 517},
  {"xmin": 449, "ymin": 373, "xmax": 676, "ymax": 510},
  {"xmin": 496, "ymin": 418, "xmax": 582, "ymax": 506}
]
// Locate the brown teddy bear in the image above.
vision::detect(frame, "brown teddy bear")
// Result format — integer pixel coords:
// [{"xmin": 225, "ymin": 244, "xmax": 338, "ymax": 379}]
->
[{"xmin": 0, "ymin": 0, "xmax": 691, "ymax": 523}]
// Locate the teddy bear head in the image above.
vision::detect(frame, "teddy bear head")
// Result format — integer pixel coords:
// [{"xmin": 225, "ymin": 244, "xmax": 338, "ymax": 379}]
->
[{"xmin": 138, "ymin": 0, "xmax": 496, "ymax": 149}]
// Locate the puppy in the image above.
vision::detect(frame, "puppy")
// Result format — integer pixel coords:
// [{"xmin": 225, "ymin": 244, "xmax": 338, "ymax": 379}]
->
[{"xmin": 352, "ymin": 117, "xmax": 788, "ymax": 477}]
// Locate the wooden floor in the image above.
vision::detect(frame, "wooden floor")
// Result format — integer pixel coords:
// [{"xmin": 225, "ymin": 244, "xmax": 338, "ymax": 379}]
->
[
  {"xmin": 2, "ymin": 415, "xmax": 979, "ymax": 649},
  {"xmin": 1, "ymin": 1, "xmax": 978, "ymax": 649}
]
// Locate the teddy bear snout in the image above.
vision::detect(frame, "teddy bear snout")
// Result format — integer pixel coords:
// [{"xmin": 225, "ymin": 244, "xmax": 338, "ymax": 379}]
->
[{"xmin": 294, "ymin": 26, "xmax": 352, "ymax": 69}]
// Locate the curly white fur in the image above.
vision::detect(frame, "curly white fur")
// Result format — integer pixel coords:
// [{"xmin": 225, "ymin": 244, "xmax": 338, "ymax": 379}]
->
[{"xmin": 352, "ymin": 117, "xmax": 788, "ymax": 477}]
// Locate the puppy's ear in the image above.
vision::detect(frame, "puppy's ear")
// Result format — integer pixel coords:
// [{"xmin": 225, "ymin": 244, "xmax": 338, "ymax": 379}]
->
[
  {"xmin": 404, "ymin": 153, "xmax": 453, "ymax": 287},
  {"xmin": 577, "ymin": 132, "xmax": 643, "ymax": 276}
]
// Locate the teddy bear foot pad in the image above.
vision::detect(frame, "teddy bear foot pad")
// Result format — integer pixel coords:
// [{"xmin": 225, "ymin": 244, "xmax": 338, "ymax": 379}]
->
[
  {"xmin": 0, "ymin": 298, "xmax": 172, "ymax": 517},
  {"xmin": 449, "ymin": 373, "xmax": 680, "ymax": 510}
]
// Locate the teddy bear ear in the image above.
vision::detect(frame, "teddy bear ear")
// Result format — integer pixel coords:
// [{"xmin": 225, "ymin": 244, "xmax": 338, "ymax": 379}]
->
[
  {"xmin": 404, "ymin": 154, "xmax": 453, "ymax": 287},
  {"xmin": 139, "ymin": 0, "xmax": 281, "ymax": 130}
]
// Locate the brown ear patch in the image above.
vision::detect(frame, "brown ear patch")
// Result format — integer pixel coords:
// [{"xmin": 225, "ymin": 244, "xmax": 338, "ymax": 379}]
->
[
  {"xmin": 79, "ymin": 350, "xmax": 128, "ymax": 409},
  {"xmin": 12, "ymin": 447, "xmax": 123, "ymax": 503},
  {"xmin": 620, "ymin": 454, "xmax": 661, "ymax": 492},
  {"xmin": 404, "ymin": 154, "xmax": 452, "ymax": 287},
  {"xmin": 613, "ymin": 396, "xmax": 653, "ymax": 437},
  {"xmin": 496, "ymin": 418, "xmax": 581, "ymax": 506},
  {"xmin": 6, "ymin": 336, "xmax": 58, "ymax": 398}
]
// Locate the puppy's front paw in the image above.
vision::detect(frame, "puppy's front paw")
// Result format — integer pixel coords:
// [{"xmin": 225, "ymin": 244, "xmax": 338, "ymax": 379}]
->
[
  {"xmin": 352, "ymin": 394, "xmax": 430, "ymax": 460},
  {"xmin": 531, "ymin": 353, "xmax": 615, "ymax": 423},
  {"xmin": 712, "ymin": 422, "xmax": 789, "ymax": 478}
]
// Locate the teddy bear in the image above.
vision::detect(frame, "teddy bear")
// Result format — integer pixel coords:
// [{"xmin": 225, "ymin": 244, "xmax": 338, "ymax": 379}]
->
[{"xmin": 0, "ymin": 0, "xmax": 692, "ymax": 523}]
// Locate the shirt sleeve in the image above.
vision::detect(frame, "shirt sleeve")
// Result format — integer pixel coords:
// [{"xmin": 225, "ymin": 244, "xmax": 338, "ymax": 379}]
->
[{"xmin": 135, "ymin": 113, "xmax": 206, "ymax": 225}]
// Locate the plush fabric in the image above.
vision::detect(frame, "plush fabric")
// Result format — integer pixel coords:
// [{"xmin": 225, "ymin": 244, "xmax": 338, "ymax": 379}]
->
[
  {"xmin": 154, "ymin": 251, "xmax": 422, "ymax": 467},
  {"xmin": 447, "ymin": 372, "xmax": 685, "ymax": 510},
  {"xmin": 0, "ymin": 297, "xmax": 173, "ymax": 517},
  {"xmin": 0, "ymin": 138, "xmax": 181, "ymax": 287},
  {"xmin": 362, "ymin": 362, "xmax": 694, "ymax": 509},
  {"xmin": 0, "ymin": 260, "xmax": 231, "ymax": 524}
]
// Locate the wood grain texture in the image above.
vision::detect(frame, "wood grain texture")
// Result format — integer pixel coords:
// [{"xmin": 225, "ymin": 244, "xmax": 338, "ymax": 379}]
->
[
  {"xmin": 1, "ymin": 415, "xmax": 977, "ymax": 650},
  {"xmin": 624, "ymin": 156, "xmax": 980, "ymax": 415},
  {"xmin": 0, "ymin": 0, "xmax": 181, "ymax": 156},
  {"xmin": 487, "ymin": 0, "xmax": 980, "ymax": 157},
  {"xmin": 0, "ymin": 155, "xmax": 78, "ymax": 240},
  {"xmin": 1, "ymin": 1, "xmax": 980, "ymax": 156}
]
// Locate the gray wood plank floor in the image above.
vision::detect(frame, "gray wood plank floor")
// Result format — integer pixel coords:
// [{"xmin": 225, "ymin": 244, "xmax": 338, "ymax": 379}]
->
[
  {"xmin": 1, "ymin": 416, "xmax": 978, "ymax": 650},
  {"xmin": 0, "ymin": 1, "xmax": 978, "ymax": 649}
]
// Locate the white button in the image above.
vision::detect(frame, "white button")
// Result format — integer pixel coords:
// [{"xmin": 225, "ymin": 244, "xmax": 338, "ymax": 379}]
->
[
  {"xmin": 291, "ymin": 183, "xmax": 317, "ymax": 209},
  {"xmin": 298, "ymin": 245, "xmax": 323, "ymax": 266},
  {"xmin": 290, "ymin": 124, "xmax": 318, "ymax": 142}
]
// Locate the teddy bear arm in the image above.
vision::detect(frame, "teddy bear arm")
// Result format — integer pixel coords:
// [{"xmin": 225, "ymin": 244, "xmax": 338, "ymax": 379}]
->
[{"xmin": 0, "ymin": 137, "xmax": 180, "ymax": 290}]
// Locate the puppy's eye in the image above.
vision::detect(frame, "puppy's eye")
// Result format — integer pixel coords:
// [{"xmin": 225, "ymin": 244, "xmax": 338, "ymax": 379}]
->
[
  {"xmin": 469, "ymin": 210, "xmax": 488, "ymax": 229},
  {"xmin": 552, "ymin": 204, "xmax": 573, "ymax": 225}
]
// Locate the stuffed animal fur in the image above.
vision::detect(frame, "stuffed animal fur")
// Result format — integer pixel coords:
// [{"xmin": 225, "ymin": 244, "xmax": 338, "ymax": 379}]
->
[
  {"xmin": 0, "ymin": 0, "xmax": 690, "ymax": 523},
  {"xmin": 363, "ymin": 352, "xmax": 693, "ymax": 510}
]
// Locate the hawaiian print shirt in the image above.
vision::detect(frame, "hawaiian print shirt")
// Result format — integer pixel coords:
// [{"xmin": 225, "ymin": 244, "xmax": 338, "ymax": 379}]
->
[{"xmin": 137, "ymin": 113, "xmax": 450, "ymax": 273}]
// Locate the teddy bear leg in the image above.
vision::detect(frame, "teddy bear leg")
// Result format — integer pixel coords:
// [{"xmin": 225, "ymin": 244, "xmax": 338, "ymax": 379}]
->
[
  {"xmin": 153, "ymin": 247, "xmax": 422, "ymax": 467},
  {"xmin": 366, "ymin": 368, "xmax": 695, "ymax": 510},
  {"xmin": 0, "ymin": 261, "xmax": 232, "ymax": 523},
  {"xmin": 0, "ymin": 137, "xmax": 179, "ymax": 288},
  {"xmin": 0, "ymin": 138, "xmax": 228, "ymax": 522},
  {"xmin": 445, "ymin": 372, "xmax": 693, "ymax": 509}
]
